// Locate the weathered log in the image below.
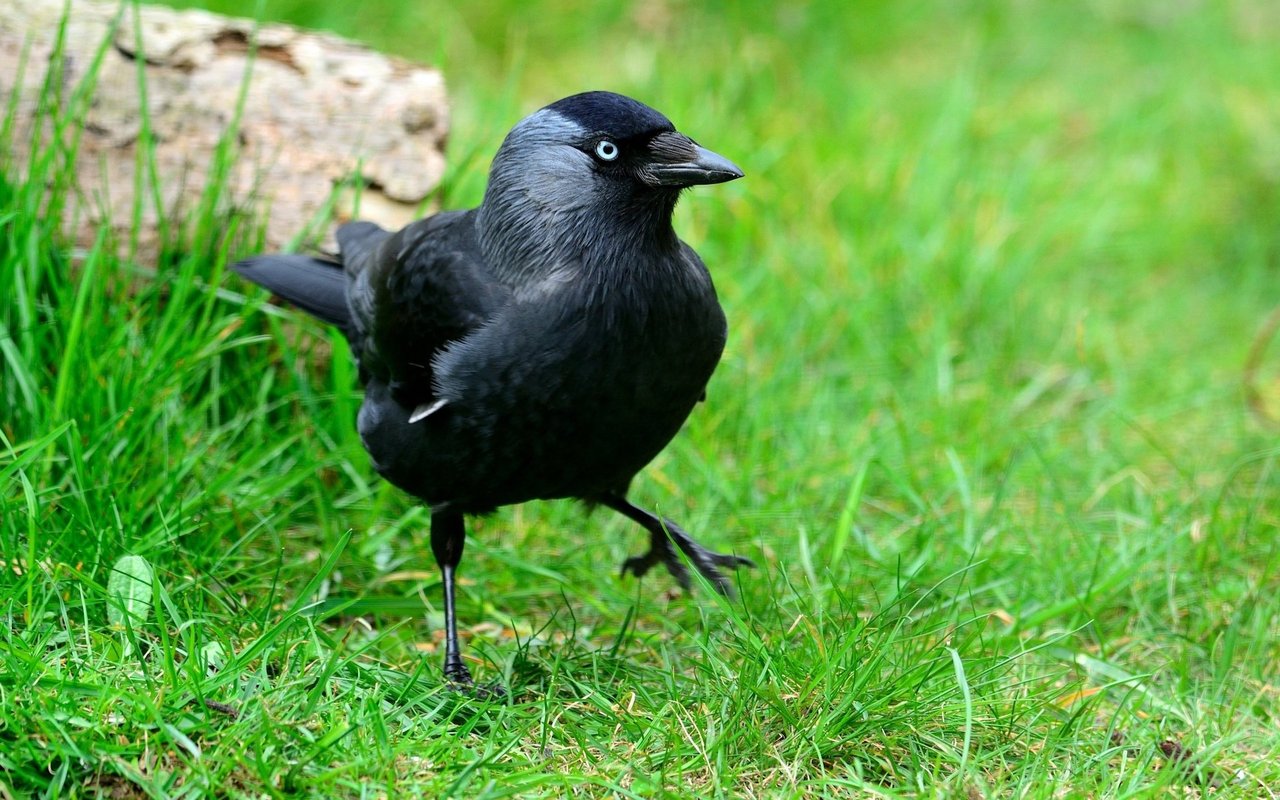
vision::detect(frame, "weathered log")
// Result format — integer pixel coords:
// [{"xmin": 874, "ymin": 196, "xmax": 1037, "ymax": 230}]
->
[{"xmin": 0, "ymin": 0, "xmax": 448, "ymax": 257}]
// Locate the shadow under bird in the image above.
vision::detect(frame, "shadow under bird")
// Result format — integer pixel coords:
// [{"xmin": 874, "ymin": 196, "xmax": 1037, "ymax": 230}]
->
[{"xmin": 231, "ymin": 91, "xmax": 751, "ymax": 688}]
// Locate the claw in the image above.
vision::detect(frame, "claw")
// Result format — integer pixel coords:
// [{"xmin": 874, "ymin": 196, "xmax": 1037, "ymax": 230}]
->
[{"xmin": 715, "ymin": 554, "xmax": 756, "ymax": 570}]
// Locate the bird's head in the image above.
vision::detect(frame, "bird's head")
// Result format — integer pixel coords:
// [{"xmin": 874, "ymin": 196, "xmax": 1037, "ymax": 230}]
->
[
  {"xmin": 479, "ymin": 92, "xmax": 743, "ymax": 269},
  {"xmin": 542, "ymin": 91, "xmax": 743, "ymax": 190}
]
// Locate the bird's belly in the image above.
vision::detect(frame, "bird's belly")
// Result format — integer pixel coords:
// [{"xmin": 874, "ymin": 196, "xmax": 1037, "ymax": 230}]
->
[
  {"xmin": 356, "ymin": 336, "xmax": 718, "ymax": 511},
  {"xmin": 473, "ymin": 357, "xmax": 709, "ymax": 504}
]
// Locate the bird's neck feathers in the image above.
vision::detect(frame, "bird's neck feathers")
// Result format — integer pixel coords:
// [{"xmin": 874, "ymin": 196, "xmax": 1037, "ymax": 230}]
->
[{"xmin": 479, "ymin": 177, "xmax": 681, "ymax": 283}]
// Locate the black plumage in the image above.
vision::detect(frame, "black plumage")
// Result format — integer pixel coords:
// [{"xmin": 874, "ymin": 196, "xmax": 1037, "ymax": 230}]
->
[{"xmin": 232, "ymin": 91, "xmax": 751, "ymax": 688}]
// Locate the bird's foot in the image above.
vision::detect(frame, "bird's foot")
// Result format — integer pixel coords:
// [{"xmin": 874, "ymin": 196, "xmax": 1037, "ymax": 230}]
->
[
  {"xmin": 621, "ymin": 518, "xmax": 755, "ymax": 597},
  {"xmin": 444, "ymin": 661, "xmax": 506, "ymax": 699},
  {"xmin": 619, "ymin": 544, "xmax": 678, "ymax": 582}
]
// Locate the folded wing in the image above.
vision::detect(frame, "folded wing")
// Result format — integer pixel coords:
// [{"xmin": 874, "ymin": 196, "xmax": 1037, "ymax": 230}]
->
[{"xmin": 339, "ymin": 212, "xmax": 511, "ymax": 407}]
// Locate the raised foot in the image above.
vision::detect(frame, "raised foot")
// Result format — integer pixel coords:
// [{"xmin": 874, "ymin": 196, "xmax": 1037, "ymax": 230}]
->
[{"xmin": 620, "ymin": 517, "xmax": 755, "ymax": 597}]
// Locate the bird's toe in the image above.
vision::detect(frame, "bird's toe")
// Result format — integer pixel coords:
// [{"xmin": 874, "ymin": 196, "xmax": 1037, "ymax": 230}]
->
[
  {"xmin": 620, "ymin": 553, "xmax": 656, "ymax": 579},
  {"xmin": 686, "ymin": 550, "xmax": 752, "ymax": 596},
  {"xmin": 715, "ymin": 553, "xmax": 756, "ymax": 570},
  {"xmin": 444, "ymin": 665, "xmax": 506, "ymax": 699},
  {"xmin": 703, "ymin": 567, "xmax": 736, "ymax": 597},
  {"xmin": 445, "ymin": 677, "xmax": 507, "ymax": 700},
  {"xmin": 658, "ymin": 552, "xmax": 693, "ymax": 591}
]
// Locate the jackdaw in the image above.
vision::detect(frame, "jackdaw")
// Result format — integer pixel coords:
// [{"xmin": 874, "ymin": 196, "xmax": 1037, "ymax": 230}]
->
[{"xmin": 232, "ymin": 91, "xmax": 751, "ymax": 688}]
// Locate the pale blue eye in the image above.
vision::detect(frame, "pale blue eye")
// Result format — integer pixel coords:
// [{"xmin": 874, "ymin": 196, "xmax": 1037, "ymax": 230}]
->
[{"xmin": 595, "ymin": 140, "xmax": 619, "ymax": 161}]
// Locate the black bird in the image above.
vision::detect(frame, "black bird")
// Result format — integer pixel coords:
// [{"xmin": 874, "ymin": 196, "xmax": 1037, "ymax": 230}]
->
[{"xmin": 232, "ymin": 91, "xmax": 751, "ymax": 687}]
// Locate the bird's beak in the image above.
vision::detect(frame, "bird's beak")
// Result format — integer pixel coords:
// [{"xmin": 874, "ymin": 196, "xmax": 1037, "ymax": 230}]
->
[{"xmin": 643, "ymin": 132, "xmax": 744, "ymax": 187}]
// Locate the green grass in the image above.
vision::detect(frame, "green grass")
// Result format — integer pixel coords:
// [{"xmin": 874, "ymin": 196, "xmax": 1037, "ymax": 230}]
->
[{"xmin": 4, "ymin": 0, "xmax": 1280, "ymax": 795}]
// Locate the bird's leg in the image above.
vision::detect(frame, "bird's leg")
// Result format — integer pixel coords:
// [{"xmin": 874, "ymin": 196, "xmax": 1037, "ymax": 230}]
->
[
  {"xmin": 600, "ymin": 494, "xmax": 755, "ymax": 597},
  {"xmin": 430, "ymin": 509, "xmax": 472, "ymax": 686}
]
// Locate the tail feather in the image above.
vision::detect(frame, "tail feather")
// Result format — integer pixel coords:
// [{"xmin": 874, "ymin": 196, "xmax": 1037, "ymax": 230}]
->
[{"xmin": 231, "ymin": 255, "xmax": 350, "ymax": 329}]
